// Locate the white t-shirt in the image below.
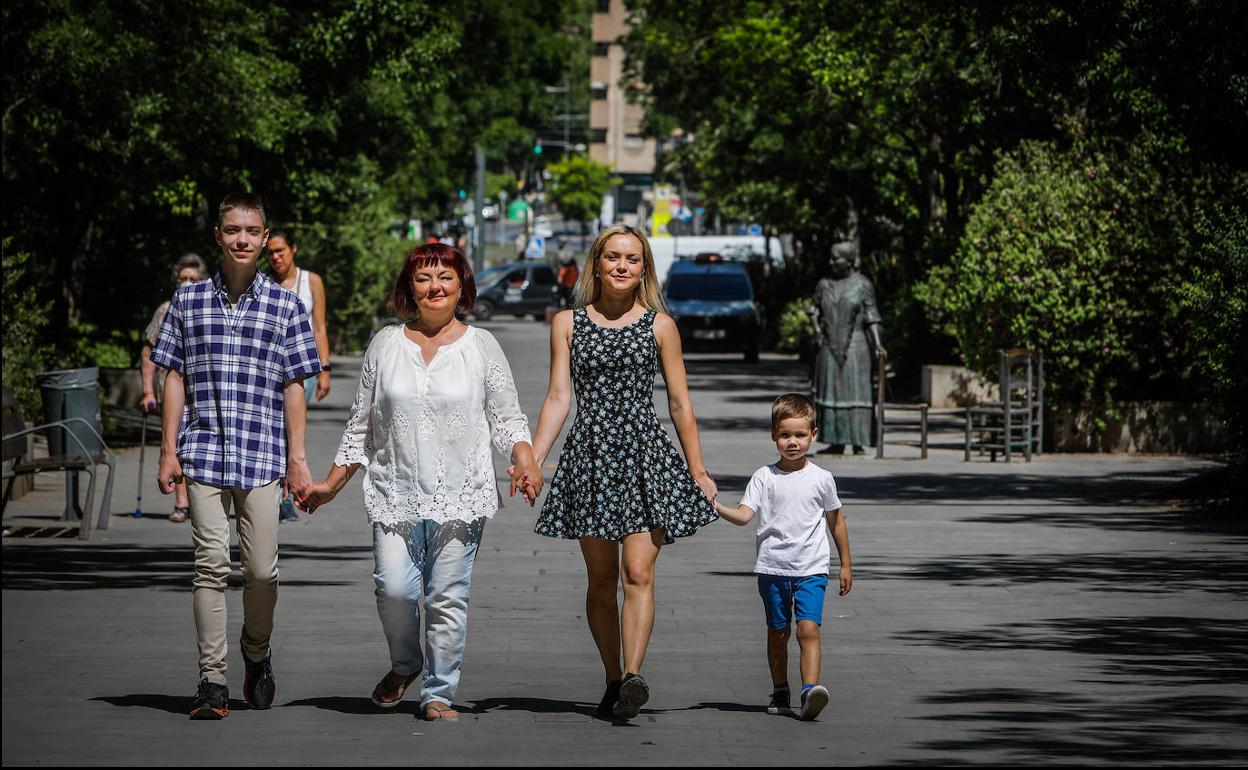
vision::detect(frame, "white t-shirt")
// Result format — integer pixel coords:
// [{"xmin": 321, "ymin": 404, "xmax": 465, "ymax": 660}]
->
[{"xmin": 741, "ymin": 462, "xmax": 842, "ymax": 577}]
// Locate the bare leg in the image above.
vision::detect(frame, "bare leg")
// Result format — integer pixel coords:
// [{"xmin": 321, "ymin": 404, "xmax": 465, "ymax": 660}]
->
[
  {"xmin": 620, "ymin": 530, "xmax": 664, "ymax": 674},
  {"xmin": 579, "ymin": 537, "xmax": 623, "ymax": 683},
  {"xmin": 766, "ymin": 626, "xmax": 791, "ymax": 685},
  {"xmin": 796, "ymin": 620, "xmax": 821, "ymax": 686}
]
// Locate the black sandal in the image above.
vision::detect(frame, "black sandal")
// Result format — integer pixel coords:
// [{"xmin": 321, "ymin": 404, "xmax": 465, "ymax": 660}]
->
[{"xmin": 371, "ymin": 671, "xmax": 418, "ymax": 708}]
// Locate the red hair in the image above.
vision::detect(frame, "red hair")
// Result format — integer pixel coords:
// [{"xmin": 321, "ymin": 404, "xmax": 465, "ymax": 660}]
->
[{"xmin": 389, "ymin": 243, "xmax": 476, "ymax": 318}]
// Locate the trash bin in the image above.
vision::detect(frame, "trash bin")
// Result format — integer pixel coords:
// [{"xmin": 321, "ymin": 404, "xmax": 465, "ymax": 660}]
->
[{"xmin": 36, "ymin": 367, "xmax": 104, "ymax": 456}]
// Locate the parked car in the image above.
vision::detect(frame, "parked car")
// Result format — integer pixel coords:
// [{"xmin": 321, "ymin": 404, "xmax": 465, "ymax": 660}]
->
[
  {"xmin": 663, "ymin": 255, "xmax": 763, "ymax": 362},
  {"xmin": 472, "ymin": 260, "xmax": 558, "ymax": 321}
]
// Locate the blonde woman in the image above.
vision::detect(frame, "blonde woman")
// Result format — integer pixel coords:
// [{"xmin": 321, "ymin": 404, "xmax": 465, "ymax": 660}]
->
[{"xmin": 528, "ymin": 224, "xmax": 718, "ymax": 720}]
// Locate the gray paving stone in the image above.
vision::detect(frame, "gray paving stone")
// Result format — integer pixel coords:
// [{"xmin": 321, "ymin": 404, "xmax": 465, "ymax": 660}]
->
[{"xmin": 4, "ymin": 317, "xmax": 1246, "ymax": 765}]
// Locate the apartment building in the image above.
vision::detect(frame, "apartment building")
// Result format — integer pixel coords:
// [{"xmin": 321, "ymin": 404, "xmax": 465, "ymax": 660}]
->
[{"xmin": 590, "ymin": 0, "xmax": 656, "ymax": 220}]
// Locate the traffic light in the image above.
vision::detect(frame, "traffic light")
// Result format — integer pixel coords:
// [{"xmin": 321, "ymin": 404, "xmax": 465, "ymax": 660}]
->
[
  {"xmin": 458, "ymin": 188, "xmax": 467, "ymax": 199},
  {"xmin": 534, "ymin": 140, "xmax": 543, "ymax": 155}
]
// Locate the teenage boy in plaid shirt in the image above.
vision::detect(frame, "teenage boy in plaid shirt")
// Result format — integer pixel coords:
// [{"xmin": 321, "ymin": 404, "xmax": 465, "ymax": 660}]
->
[{"xmin": 152, "ymin": 193, "xmax": 322, "ymax": 720}]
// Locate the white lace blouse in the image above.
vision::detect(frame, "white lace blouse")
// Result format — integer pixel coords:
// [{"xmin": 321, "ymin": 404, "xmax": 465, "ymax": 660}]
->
[{"xmin": 333, "ymin": 324, "xmax": 532, "ymax": 526}]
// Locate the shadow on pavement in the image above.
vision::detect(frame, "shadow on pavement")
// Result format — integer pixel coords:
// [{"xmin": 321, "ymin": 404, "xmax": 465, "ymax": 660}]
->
[
  {"xmin": 837, "ymin": 469, "xmax": 1245, "ymax": 536},
  {"xmin": 698, "ymin": 415, "xmax": 774, "ymax": 433},
  {"xmin": 707, "ymin": 474, "xmax": 752, "ymax": 492},
  {"xmin": 686, "ymin": 701, "xmax": 770, "ymax": 714},
  {"xmin": 897, "ymin": 616, "xmax": 1248, "ymax": 763},
  {"xmin": 90, "ymin": 693, "xmax": 208, "ymax": 714},
  {"xmin": 2, "ymin": 543, "xmax": 371, "ymax": 591},
  {"xmin": 865, "ymin": 552, "xmax": 1247, "ymax": 595},
  {"xmin": 901, "ymin": 689, "xmax": 1247, "ymax": 764},
  {"xmin": 284, "ymin": 695, "xmax": 416, "ymax": 717},
  {"xmin": 898, "ymin": 615, "xmax": 1248, "ymax": 687},
  {"xmin": 682, "ymin": 359, "xmax": 807, "ymax": 394}
]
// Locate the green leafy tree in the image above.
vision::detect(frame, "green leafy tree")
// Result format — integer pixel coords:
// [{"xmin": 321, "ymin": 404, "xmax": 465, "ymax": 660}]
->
[
  {"xmin": 2, "ymin": 0, "xmax": 591, "ymax": 363},
  {"xmin": 1, "ymin": 242, "xmax": 55, "ymax": 416},
  {"xmin": 919, "ymin": 140, "xmax": 1181, "ymax": 412},
  {"xmin": 1173, "ymin": 186, "xmax": 1248, "ymax": 490},
  {"xmin": 626, "ymin": 0, "xmax": 1247, "ymax": 411},
  {"xmin": 546, "ymin": 155, "xmax": 620, "ymax": 246}
]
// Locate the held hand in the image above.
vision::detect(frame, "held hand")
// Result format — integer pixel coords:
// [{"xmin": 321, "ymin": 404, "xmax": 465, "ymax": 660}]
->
[
  {"xmin": 508, "ymin": 458, "xmax": 544, "ymax": 507},
  {"xmin": 285, "ymin": 457, "xmax": 313, "ymax": 502},
  {"xmin": 140, "ymin": 393, "xmax": 158, "ymax": 413},
  {"xmin": 694, "ymin": 469, "xmax": 717, "ymax": 503},
  {"xmin": 315, "ymin": 371, "xmax": 331, "ymax": 401},
  {"xmin": 839, "ymin": 565, "xmax": 853, "ymax": 596},
  {"xmin": 157, "ymin": 451, "xmax": 183, "ymax": 494},
  {"xmin": 297, "ymin": 481, "xmax": 338, "ymax": 515}
]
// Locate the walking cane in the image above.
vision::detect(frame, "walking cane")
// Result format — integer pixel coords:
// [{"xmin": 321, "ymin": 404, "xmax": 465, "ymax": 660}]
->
[{"xmin": 134, "ymin": 411, "xmax": 147, "ymax": 518}]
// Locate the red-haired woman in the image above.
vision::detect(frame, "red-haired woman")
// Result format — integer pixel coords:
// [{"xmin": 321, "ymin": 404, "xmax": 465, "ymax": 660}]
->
[{"xmin": 300, "ymin": 244, "xmax": 541, "ymax": 721}]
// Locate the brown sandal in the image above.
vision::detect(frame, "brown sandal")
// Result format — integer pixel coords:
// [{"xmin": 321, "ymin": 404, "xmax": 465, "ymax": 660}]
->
[
  {"xmin": 423, "ymin": 701, "xmax": 460, "ymax": 721},
  {"xmin": 371, "ymin": 671, "xmax": 418, "ymax": 708}
]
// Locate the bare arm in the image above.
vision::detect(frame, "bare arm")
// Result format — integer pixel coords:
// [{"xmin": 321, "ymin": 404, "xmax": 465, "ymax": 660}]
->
[
  {"xmin": 140, "ymin": 345, "xmax": 158, "ymax": 412},
  {"xmin": 827, "ymin": 507, "xmax": 853, "ymax": 595},
  {"xmin": 299, "ymin": 461, "xmax": 360, "ymax": 514},
  {"xmin": 283, "ymin": 378, "xmax": 312, "ymax": 498},
  {"xmin": 654, "ymin": 313, "xmax": 716, "ymax": 501},
  {"xmin": 310, "ymin": 272, "xmax": 331, "ymax": 400},
  {"xmin": 157, "ymin": 369, "xmax": 185, "ymax": 494},
  {"xmin": 529, "ymin": 310, "xmax": 575, "ymax": 467},
  {"xmin": 714, "ymin": 500, "xmax": 756, "ymax": 526}
]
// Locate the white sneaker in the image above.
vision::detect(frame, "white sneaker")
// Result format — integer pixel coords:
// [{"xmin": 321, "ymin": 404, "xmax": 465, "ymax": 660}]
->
[{"xmin": 800, "ymin": 685, "xmax": 829, "ymax": 721}]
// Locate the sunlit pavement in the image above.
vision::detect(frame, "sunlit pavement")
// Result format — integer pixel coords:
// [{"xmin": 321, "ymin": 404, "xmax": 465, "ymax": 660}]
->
[{"xmin": 3, "ymin": 317, "xmax": 1243, "ymax": 765}]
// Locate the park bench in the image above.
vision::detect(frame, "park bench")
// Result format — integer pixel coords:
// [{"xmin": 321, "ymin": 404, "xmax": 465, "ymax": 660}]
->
[{"xmin": 2, "ymin": 388, "xmax": 115, "ymax": 539}]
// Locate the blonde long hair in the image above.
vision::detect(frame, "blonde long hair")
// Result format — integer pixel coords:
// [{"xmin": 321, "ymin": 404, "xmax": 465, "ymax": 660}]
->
[{"xmin": 573, "ymin": 224, "xmax": 666, "ymax": 312}]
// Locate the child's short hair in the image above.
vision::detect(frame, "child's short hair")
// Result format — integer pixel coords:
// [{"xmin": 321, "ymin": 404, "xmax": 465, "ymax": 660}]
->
[
  {"xmin": 771, "ymin": 393, "xmax": 818, "ymax": 432},
  {"xmin": 218, "ymin": 192, "xmax": 266, "ymax": 226}
]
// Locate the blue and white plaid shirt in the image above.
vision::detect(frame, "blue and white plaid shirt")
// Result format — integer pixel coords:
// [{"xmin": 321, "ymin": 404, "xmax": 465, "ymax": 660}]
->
[{"xmin": 151, "ymin": 271, "xmax": 322, "ymax": 489}]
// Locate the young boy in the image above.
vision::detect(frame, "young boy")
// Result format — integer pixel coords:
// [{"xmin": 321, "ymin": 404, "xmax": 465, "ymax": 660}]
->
[
  {"xmin": 151, "ymin": 193, "xmax": 321, "ymax": 719},
  {"xmin": 714, "ymin": 393, "xmax": 853, "ymax": 721}
]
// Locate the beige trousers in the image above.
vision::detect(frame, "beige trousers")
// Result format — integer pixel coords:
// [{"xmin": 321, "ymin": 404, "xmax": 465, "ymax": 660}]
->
[{"xmin": 187, "ymin": 479, "xmax": 281, "ymax": 685}]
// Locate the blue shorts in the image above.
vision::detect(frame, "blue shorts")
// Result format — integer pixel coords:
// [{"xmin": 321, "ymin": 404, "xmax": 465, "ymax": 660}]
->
[{"xmin": 757, "ymin": 574, "xmax": 828, "ymax": 629}]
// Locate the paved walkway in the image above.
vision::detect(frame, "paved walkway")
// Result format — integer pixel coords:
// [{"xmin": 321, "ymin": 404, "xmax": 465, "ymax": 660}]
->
[{"xmin": 3, "ymin": 318, "xmax": 1245, "ymax": 765}]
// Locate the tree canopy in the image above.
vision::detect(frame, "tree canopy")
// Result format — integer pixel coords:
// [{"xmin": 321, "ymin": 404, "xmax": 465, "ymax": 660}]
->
[
  {"xmin": 2, "ymin": 0, "xmax": 589, "ymax": 360},
  {"xmin": 625, "ymin": 0, "xmax": 1247, "ymax": 440}
]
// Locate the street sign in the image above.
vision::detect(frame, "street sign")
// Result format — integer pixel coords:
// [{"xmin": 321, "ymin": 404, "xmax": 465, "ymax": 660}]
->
[
  {"xmin": 525, "ymin": 236, "xmax": 546, "ymax": 259},
  {"xmin": 747, "ymin": 223, "xmax": 763, "ymax": 236}
]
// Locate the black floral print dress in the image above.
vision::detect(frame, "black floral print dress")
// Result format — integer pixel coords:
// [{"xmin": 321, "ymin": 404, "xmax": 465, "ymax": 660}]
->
[{"xmin": 535, "ymin": 307, "xmax": 718, "ymax": 543}]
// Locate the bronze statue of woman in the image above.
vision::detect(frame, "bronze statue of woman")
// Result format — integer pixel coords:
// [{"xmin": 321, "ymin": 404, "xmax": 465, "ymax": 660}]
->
[{"xmin": 811, "ymin": 242, "xmax": 884, "ymax": 454}]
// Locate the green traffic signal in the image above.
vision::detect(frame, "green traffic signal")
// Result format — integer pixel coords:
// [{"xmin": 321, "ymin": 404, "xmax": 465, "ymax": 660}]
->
[{"xmin": 534, "ymin": 141, "xmax": 543, "ymax": 155}]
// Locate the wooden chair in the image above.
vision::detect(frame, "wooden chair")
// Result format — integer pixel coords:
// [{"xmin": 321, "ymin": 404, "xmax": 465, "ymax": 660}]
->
[
  {"xmin": 963, "ymin": 349, "xmax": 1044, "ymax": 462},
  {"xmin": 2, "ymin": 388, "xmax": 115, "ymax": 539},
  {"xmin": 875, "ymin": 350, "xmax": 929, "ymax": 459}
]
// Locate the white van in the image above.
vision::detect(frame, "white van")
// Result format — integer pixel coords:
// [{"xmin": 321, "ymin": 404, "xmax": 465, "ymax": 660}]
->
[{"xmin": 647, "ymin": 235, "xmax": 784, "ymax": 282}]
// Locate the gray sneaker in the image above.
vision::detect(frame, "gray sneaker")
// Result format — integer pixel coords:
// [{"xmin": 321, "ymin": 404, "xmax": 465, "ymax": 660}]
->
[
  {"xmin": 799, "ymin": 685, "xmax": 829, "ymax": 721},
  {"xmin": 612, "ymin": 673, "xmax": 649, "ymax": 719}
]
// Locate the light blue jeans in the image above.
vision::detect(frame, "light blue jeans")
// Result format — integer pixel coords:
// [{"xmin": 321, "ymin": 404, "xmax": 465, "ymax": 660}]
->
[{"xmin": 373, "ymin": 518, "xmax": 484, "ymax": 708}]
